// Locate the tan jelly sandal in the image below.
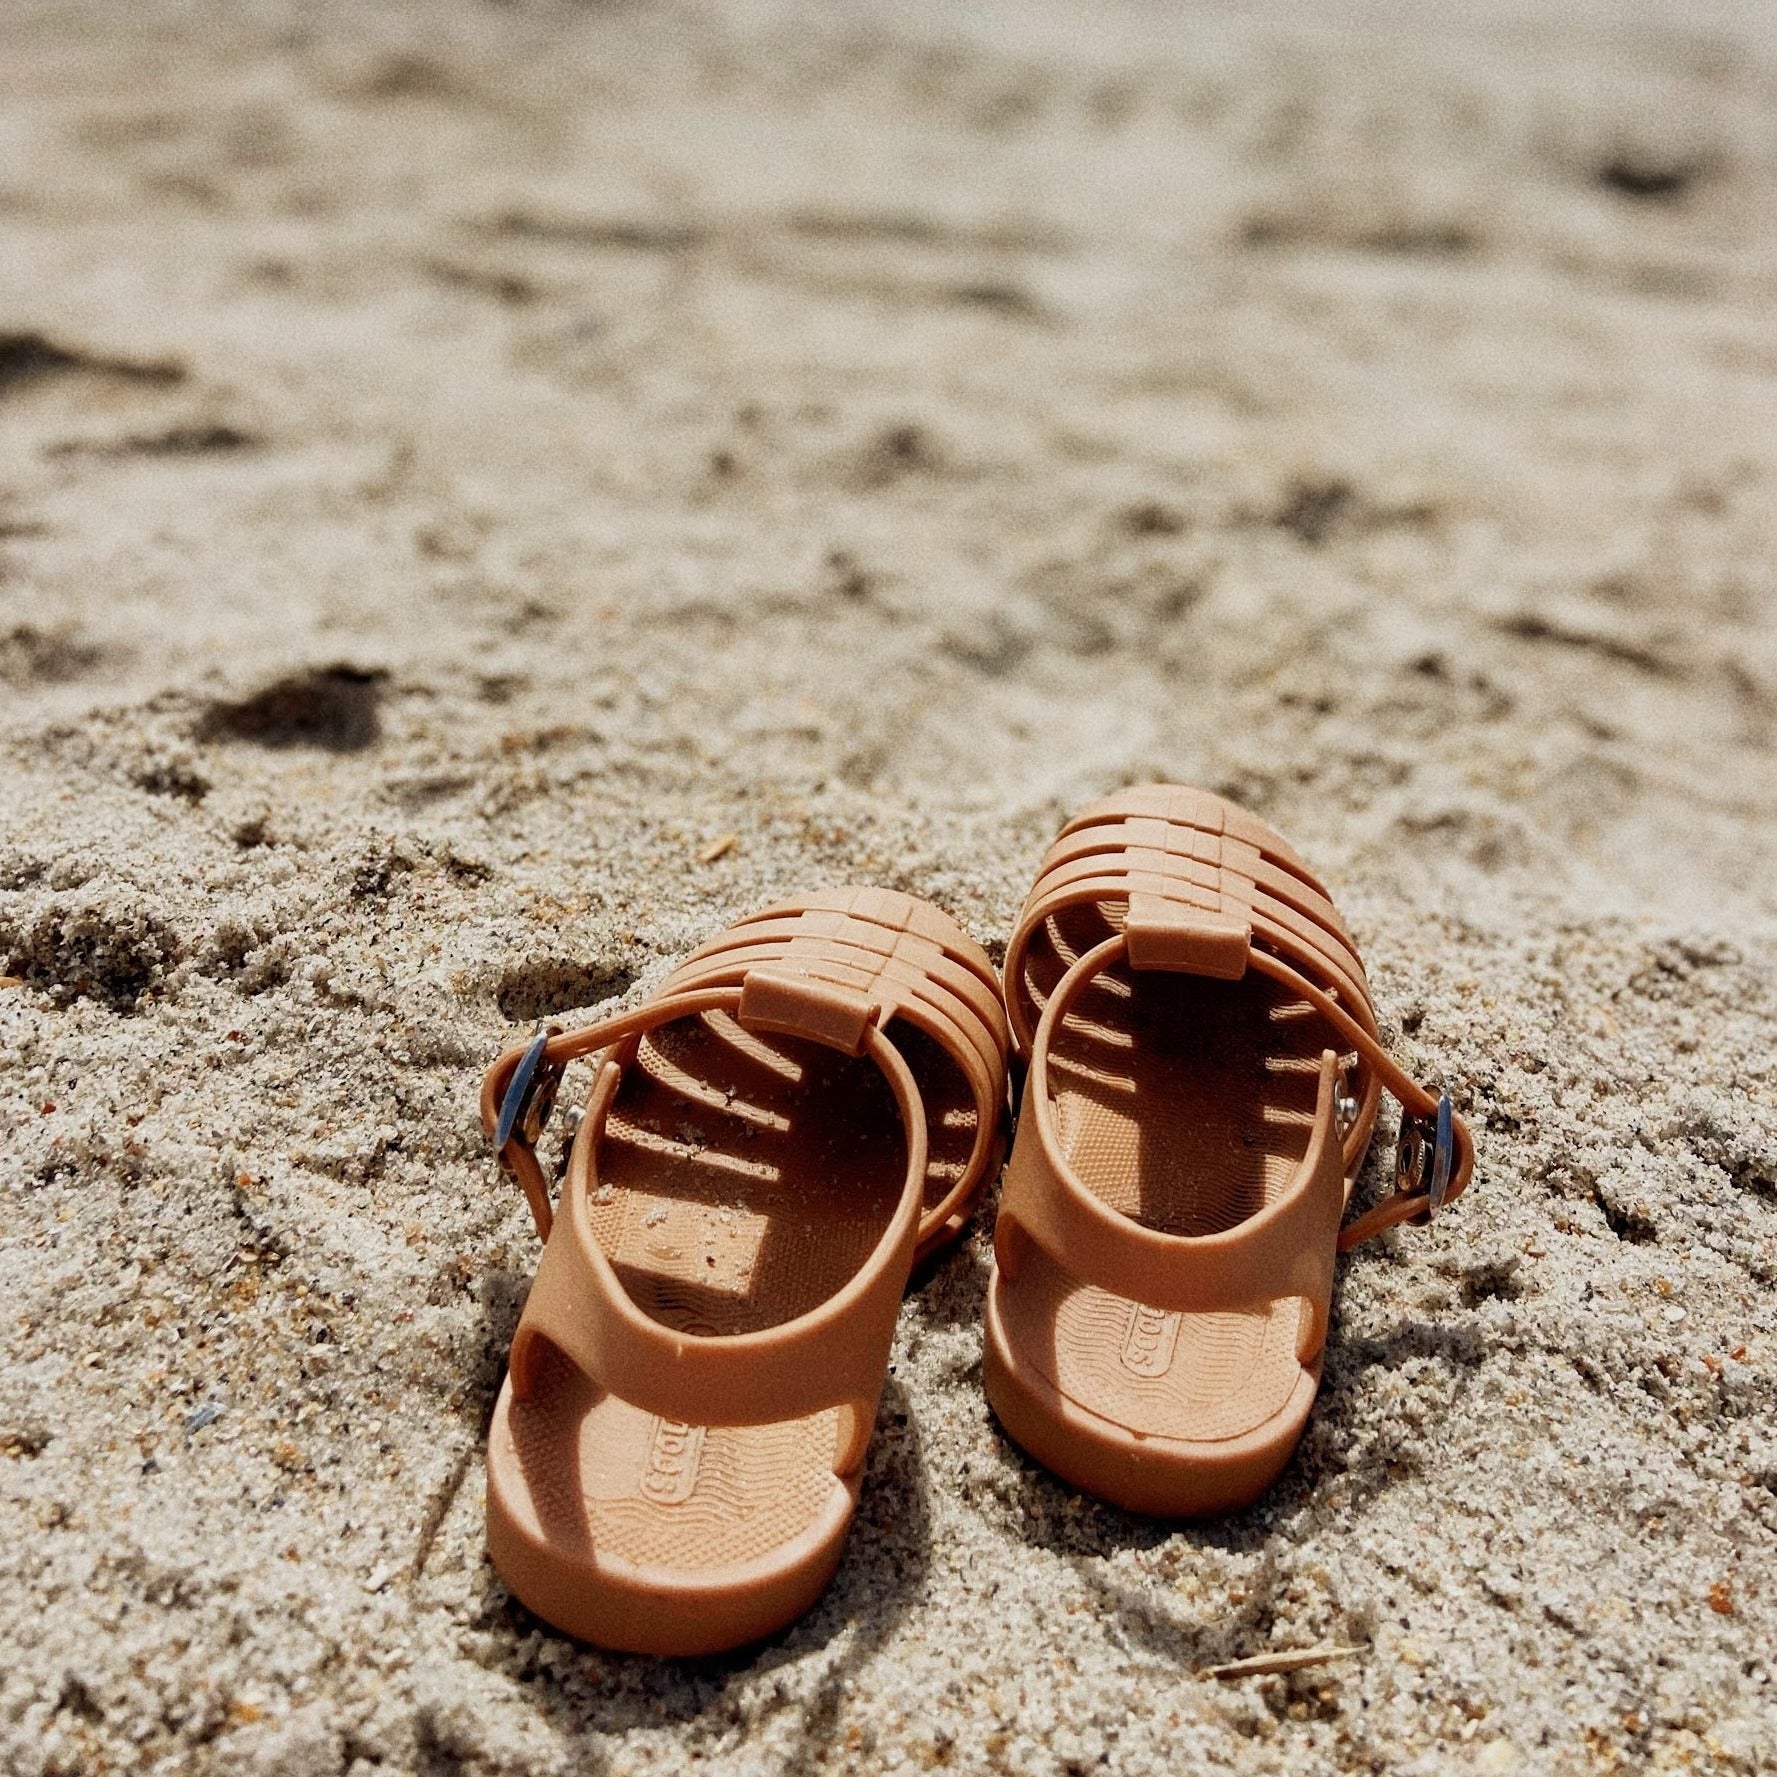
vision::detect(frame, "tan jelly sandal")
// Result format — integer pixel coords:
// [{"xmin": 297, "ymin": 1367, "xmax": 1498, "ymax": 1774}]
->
[
  {"xmin": 481, "ymin": 888, "xmax": 1008, "ymax": 1654},
  {"xmin": 984, "ymin": 784, "xmax": 1474, "ymax": 1517}
]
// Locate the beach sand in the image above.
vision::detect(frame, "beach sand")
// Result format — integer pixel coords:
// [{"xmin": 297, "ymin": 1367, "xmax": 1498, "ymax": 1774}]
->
[{"xmin": 3, "ymin": 1, "xmax": 1776, "ymax": 1770}]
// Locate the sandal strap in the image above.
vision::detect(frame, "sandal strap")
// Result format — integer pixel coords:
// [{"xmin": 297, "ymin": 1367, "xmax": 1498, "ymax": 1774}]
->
[
  {"xmin": 998, "ymin": 934, "xmax": 1347, "ymax": 1364},
  {"xmin": 1004, "ymin": 788, "xmax": 1475, "ymax": 1256},
  {"xmin": 481, "ymin": 888, "xmax": 1008, "ymax": 1248},
  {"xmin": 1004, "ymin": 785, "xmax": 1386, "ymax": 1185},
  {"xmin": 661, "ymin": 888, "xmax": 1009, "ymax": 1249},
  {"xmin": 1005, "ymin": 785, "xmax": 1374, "ymax": 1057},
  {"xmin": 1058, "ymin": 783, "xmax": 1320, "ymax": 878},
  {"xmin": 1242, "ymin": 946, "xmax": 1475, "ymax": 1249},
  {"xmin": 482, "ymin": 1001, "xmax": 664, "ymax": 1245},
  {"xmin": 505, "ymin": 980, "xmax": 926, "ymax": 1447}
]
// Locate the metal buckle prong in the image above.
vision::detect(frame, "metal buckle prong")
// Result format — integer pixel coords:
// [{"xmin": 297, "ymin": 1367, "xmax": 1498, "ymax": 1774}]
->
[
  {"xmin": 495, "ymin": 1026, "xmax": 563, "ymax": 1161},
  {"xmin": 1334, "ymin": 1054, "xmax": 1361, "ymax": 1138},
  {"xmin": 1394, "ymin": 1091, "xmax": 1454, "ymax": 1221}
]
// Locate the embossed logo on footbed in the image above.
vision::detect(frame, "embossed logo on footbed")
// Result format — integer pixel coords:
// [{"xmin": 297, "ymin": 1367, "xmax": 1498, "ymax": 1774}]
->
[
  {"xmin": 641, "ymin": 1418, "xmax": 706, "ymax": 1505},
  {"xmin": 1120, "ymin": 1302, "xmax": 1182, "ymax": 1378}
]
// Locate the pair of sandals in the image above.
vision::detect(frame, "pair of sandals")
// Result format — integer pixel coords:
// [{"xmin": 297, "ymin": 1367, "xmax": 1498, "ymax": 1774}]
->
[{"xmin": 480, "ymin": 784, "xmax": 1475, "ymax": 1657}]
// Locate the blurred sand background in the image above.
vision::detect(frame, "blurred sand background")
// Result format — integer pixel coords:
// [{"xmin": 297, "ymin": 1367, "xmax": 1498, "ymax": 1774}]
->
[{"xmin": 4, "ymin": 0, "xmax": 1777, "ymax": 1771}]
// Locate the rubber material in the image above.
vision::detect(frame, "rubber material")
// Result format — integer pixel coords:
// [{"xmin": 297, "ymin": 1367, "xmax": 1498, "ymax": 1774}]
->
[
  {"xmin": 480, "ymin": 889, "xmax": 1008, "ymax": 1654},
  {"xmin": 987, "ymin": 784, "xmax": 1475, "ymax": 1517},
  {"xmin": 660, "ymin": 887, "xmax": 1011, "ymax": 1264}
]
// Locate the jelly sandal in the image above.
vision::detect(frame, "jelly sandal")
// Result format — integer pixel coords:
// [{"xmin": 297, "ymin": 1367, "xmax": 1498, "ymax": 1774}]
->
[
  {"xmin": 985, "ymin": 785, "xmax": 1474, "ymax": 1517},
  {"xmin": 481, "ymin": 888, "xmax": 1008, "ymax": 1654}
]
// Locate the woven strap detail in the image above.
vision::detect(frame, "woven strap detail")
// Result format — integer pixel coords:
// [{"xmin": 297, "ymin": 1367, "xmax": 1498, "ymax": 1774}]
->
[
  {"xmin": 482, "ymin": 888, "xmax": 1009, "ymax": 1255},
  {"xmin": 1003, "ymin": 787, "xmax": 1475, "ymax": 1249},
  {"xmin": 1005, "ymin": 787, "xmax": 1374, "ymax": 1056},
  {"xmin": 661, "ymin": 888, "xmax": 1008, "ymax": 1252},
  {"xmin": 665, "ymin": 887, "xmax": 1007, "ymax": 1093}
]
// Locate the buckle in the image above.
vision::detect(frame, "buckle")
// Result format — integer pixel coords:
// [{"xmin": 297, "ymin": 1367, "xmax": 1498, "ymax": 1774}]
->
[
  {"xmin": 1334, "ymin": 1054, "xmax": 1361, "ymax": 1138},
  {"xmin": 1393, "ymin": 1091, "xmax": 1454, "ymax": 1221},
  {"xmin": 494, "ymin": 1027, "xmax": 563, "ymax": 1161}
]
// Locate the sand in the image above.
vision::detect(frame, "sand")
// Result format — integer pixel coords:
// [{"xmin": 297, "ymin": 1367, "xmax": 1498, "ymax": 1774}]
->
[{"xmin": 3, "ymin": 0, "xmax": 1776, "ymax": 1770}]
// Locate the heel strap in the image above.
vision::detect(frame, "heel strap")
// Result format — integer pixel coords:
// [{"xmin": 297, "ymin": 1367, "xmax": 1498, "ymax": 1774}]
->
[
  {"xmin": 1011, "ymin": 929, "xmax": 1474, "ymax": 1264},
  {"xmin": 503, "ymin": 984, "xmax": 927, "ymax": 1445}
]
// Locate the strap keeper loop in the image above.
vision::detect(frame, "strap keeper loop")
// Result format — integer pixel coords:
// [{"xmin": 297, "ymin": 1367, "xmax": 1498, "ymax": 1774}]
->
[
  {"xmin": 1124, "ymin": 895, "xmax": 1250, "ymax": 978},
  {"xmin": 738, "ymin": 966, "xmax": 881, "ymax": 1056}
]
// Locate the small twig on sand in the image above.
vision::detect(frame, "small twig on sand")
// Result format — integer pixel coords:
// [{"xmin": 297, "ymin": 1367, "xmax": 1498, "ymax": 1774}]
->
[
  {"xmin": 1203, "ymin": 1645, "xmax": 1366, "ymax": 1681},
  {"xmin": 698, "ymin": 832, "xmax": 739, "ymax": 864}
]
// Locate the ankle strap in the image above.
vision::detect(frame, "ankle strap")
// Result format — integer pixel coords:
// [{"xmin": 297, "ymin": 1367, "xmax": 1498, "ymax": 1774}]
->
[
  {"xmin": 1018, "ymin": 926, "xmax": 1475, "ymax": 1254},
  {"xmin": 1242, "ymin": 948, "xmax": 1474, "ymax": 1248},
  {"xmin": 480, "ymin": 989, "xmax": 740, "ymax": 1241}
]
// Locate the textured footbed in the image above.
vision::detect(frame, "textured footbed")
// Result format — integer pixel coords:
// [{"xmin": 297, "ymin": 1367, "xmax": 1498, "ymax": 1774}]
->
[
  {"xmin": 490, "ymin": 1011, "xmax": 906, "ymax": 1584},
  {"xmin": 995, "ymin": 925, "xmax": 1336, "ymax": 1457}
]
